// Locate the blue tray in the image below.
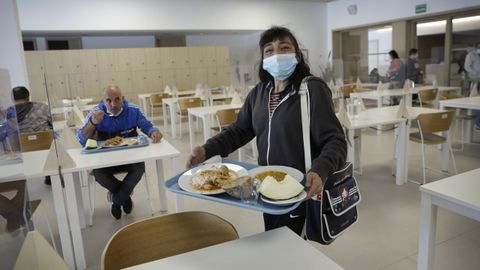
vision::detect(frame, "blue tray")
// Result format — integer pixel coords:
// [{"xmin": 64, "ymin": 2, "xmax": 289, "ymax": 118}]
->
[
  {"xmin": 81, "ymin": 135, "xmax": 150, "ymax": 154},
  {"xmin": 164, "ymin": 159, "xmax": 304, "ymax": 215}
]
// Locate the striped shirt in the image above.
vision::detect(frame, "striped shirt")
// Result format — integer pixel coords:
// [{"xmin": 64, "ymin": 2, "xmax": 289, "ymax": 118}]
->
[{"xmin": 269, "ymin": 90, "xmax": 290, "ymax": 117}]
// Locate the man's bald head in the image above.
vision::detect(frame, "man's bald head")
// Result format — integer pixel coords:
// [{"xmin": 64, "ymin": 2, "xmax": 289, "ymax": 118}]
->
[{"xmin": 102, "ymin": 85, "xmax": 124, "ymax": 116}]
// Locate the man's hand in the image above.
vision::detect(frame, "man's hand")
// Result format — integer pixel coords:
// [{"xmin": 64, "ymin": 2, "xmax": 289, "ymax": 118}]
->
[
  {"xmin": 91, "ymin": 110, "xmax": 105, "ymax": 125},
  {"xmin": 305, "ymin": 171, "xmax": 323, "ymax": 200},
  {"xmin": 186, "ymin": 146, "xmax": 206, "ymax": 168},
  {"xmin": 150, "ymin": 130, "xmax": 162, "ymax": 143}
]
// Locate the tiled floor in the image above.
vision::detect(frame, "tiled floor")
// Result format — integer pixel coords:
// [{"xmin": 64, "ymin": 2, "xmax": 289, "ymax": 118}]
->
[{"xmin": 1, "ymin": 119, "xmax": 479, "ymax": 270}]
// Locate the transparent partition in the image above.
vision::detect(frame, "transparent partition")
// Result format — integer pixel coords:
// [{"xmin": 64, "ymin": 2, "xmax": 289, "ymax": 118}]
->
[
  {"xmin": 367, "ymin": 26, "xmax": 392, "ymax": 83},
  {"xmin": 416, "ymin": 19, "xmax": 446, "ymax": 85},
  {"xmin": 0, "ymin": 69, "xmax": 22, "ymax": 165}
]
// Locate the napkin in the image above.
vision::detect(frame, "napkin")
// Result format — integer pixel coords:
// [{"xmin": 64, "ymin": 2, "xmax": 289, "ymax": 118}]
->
[
  {"xmin": 66, "ymin": 109, "xmax": 84, "ymax": 128},
  {"xmin": 230, "ymin": 92, "xmax": 242, "ymax": 105},
  {"xmin": 469, "ymin": 82, "xmax": 478, "ymax": 97},
  {"xmin": 43, "ymin": 139, "xmax": 76, "ymax": 171},
  {"xmin": 194, "ymin": 87, "xmax": 203, "ymax": 97},
  {"xmin": 377, "ymin": 81, "xmax": 384, "ymax": 92},
  {"xmin": 164, "ymin": 85, "xmax": 172, "ymax": 95},
  {"xmin": 356, "ymin": 77, "xmax": 361, "ymax": 89},
  {"xmin": 337, "ymin": 100, "xmax": 351, "ymax": 128},
  {"xmin": 357, "ymin": 97, "xmax": 366, "ymax": 111},
  {"xmin": 403, "ymin": 79, "xmax": 411, "ymax": 91},
  {"xmin": 396, "ymin": 98, "xmax": 409, "ymax": 119},
  {"xmin": 432, "ymin": 79, "xmax": 438, "ymax": 88}
]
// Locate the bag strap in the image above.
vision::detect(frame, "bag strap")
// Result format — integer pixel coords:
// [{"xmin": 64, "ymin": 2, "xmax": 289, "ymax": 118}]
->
[{"xmin": 299, "ymin": 76, "xmax": 314, "ymax": 172}]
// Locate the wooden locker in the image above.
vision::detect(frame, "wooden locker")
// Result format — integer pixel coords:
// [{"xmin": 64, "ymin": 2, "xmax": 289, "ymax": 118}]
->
[
  {"xmin": 113, "ymin": 71, "xmax": 133, "ymax": 94},
  {"xmin": 144, "ymin": 48, "xmax": 162, "ymax": 70},
  {"xmin": 162, "ymin": 68, "xmax": 178, "ymax": 88},
  {"xmin": 28, "ymin": 75, "xmax": 47, "ymax": 102},
  {"xmin": 24, "ymin": 51, "xmax": 45, "ymax": 76},
  {"xmin": 176, "ymin": 47, "xmax": 189, "ymax": 68},
  {"xmin": 161, "ymin": 48, "xmax": 176, "ymax": 69},
  {"xmin": 207, "ymin": 67, "xmax": 218, "ymax": 87},
  {"xmin": 80, "ymin": 50, "xmax": 99, "ymax": 73},
  {"xmin": 44, "ymin": 74, "xmax": 68, "ymax": 102},
  {"xmin": 217, "ymin": 66, "xmax": 231, "ymax": 86},
  {"xmin": 82, "ymin": 73, "xmax": 101, "ymax": 99},
  {"xmin": 132, "ymin": 71, "xmax": 150, "ymax": 94},
  {"xmin": 65, "ymin": 73, "xmax": 85, "ymax": 98},
  {"xmin": 203, "ymin": 47, "xmax": 217, "ymax": 67},
  {"xmin": 97, "ymin": 49, "xmax": 116, "ymax": 72},
  {"xmin": 99, "ymin": 72, "xmax": 116, "ymax": 88},
  {"xmin": 216, "ymin": 47, "xmax": 230, "ymax": 66},
  {"xmin": 61, "ymin": 50, "xmax": 82, "ymax": 74},
  {"xmin": 43, "ymin": 51, "xmax": 64, "ymax": 75},
  {"xmin": 188, "ymin": 47, "xmax": 203, "ymax": 68},
  {"xmin": 130, "ymin": 49, "xmax": 146, "ymax": 71},
  {"xmin": 148, "ymin": 70, "xmax": 164, "ymax": 92},
  {"xmin": 114, "ymin": 48, "xmax": 131, "ymax": 71},
  {"xmin": 176, "ymin": 68, "xmax": 192, "ymax": 89},
  {"xmin": 190, "ymin": 68, "xmax": 208, "ymax": 86}
]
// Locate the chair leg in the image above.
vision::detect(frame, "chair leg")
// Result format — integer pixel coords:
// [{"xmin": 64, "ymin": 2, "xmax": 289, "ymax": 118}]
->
[
  {"xmin": 448, "ymin": 140, "xmax": 458, "ymax": 175},
  {"xmin": 421, "ymin": 143, "xmax": 427, "ymax": 185},
  {"xmin": 88, "ymin": 173, "xmax": 95, "ymax": 226},
  {"xmin": 392, "ymin": 134, "xmax": 398, "ymax": 176},
  {"xmin": 142, "ymin": 167, "xmax": 155, "ymax": 215}
]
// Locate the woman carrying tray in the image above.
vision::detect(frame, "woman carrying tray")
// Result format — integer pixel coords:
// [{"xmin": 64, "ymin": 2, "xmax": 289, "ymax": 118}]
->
[{"xmin": 187, "ymin": 26, "xmax": 347, "ymax": 235}]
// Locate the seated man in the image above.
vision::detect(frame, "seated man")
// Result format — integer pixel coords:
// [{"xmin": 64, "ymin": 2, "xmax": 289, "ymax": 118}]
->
[
  {"xmin": 77, "ymin": 85, "xmax": 162, "ymax": 220},
  {"xmin": 12, "ymin": 86, "xmax": 53, "ymax": 185}
]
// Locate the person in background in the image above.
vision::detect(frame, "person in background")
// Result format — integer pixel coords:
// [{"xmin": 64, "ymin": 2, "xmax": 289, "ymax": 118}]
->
[
  {"xmin": 386, "ymin": 50, "xmax": 406, "ymax": 89},
  {"xmin": 76, "ymin": 85, "xmax": 162, "ymax": 220},
  {"xmin": 12, "ymin": 86, "xmax": 53, "ymax": 185},
  {"xmin": 406, "ymin": 48, "xmax": 423, "ymax": 84},
  {"xmin": 464, "ymin": 43, "xmax": 480, "ymax": 127},
  {"xmin": 187, "ymin": 26, "xmax": 347, "ymax": 236}
]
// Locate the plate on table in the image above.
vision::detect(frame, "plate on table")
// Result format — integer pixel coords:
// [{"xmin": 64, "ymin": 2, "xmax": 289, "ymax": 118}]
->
[
  {"xmin": 178, "ymin": 163, "xmax": 248, "ymax": 195},
  {"xmin": 248, "ymin": 165, "xmax": 304, "ymax": 182},
  {"xmin": 261, "ymin": 191, "xmax": 307, "ymax": 206},
  {"xmin": 101, "ymin": 137, "xmax": 139, "ymax": 148}
]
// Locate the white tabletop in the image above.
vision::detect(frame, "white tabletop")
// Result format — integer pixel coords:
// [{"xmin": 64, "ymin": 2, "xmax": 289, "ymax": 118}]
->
[
  {"xmin": 126, "ymin": 227, "xmax": 344, "ymax": 270},
  {"xmin": 439, "ymin": 96, "xmax": 480, "ymax": 110},
  {"xmin": 188, "ymin": 104, "xmax": 243, "ymax": 118},
  {"xmin": 51, "ymin": 105, "xmax": 95, "ymax": 114},
  {"xmin": 63, "ymin": 139, "xmax": 180, "ymax": 173},
  {"xmin": 420, "ymin": 168, "xmax": 480, "ymax": 212},
  {"xmin": 0, "ymin": 150, "xmax": 55, "ymax": 182},
  {"xmin": 351, "ymin": 86, "xmax": 461, "ymax": 99}
]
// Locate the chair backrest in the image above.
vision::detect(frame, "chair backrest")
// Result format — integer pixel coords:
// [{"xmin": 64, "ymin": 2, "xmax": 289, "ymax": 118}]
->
[
  {"xmin": 216, "ymin": 108, "xmax": 240, "ymax": 128},
  {"xmin": 418, "ymin": 88, "xmax": 438, "ymax": 103},
  {"xmin": 353, "ymin": 87, "xmax": 371, "ymax": 93},
  {"xmin": 416, "ymin": 110, "xmax": 455, "ymax": 134},
  {"xmin": 178, "ymin": 97, "xmax": 202, "ymax": 112},
  {"xmin": 101, "ymin": 211, "xmax": 238, "ymax": 270},
  {"xmin": 341, "ymin": 84, "xmax": 356, "ymax": 98},
  {"xmin": 149, "ymin": 93, "xmax": 169, "ymax": 105},
  {"xmin": 19, "ymin": 131, "xmax": 54, "ymax": 152}
]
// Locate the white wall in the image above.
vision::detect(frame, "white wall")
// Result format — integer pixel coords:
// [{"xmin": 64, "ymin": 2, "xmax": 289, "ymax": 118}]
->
[
  {"xmin": 0, "ymin": 0, "xmax": 28, "ymax": 89},
  {"xmin": 16, "ymin": 0, "xmax": 328, "ymax": 77},
  {"xmin": 326, "ymin": 0, "xmax": 480, "ymax": 63},
  {"xmin": 82, "ymin": 36, "xmax": 155, "ymax": 49}
]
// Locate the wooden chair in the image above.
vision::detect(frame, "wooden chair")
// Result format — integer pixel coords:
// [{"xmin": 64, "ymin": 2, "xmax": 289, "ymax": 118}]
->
[
  {"xmin": 177, "ymin": 97, "xmax": 202, "ymax": 137},
  {"xmin": 416, "ymin": 88, "xmax": 438, "ymax": 108},
  {"xmin": 101, "ymin": 211, "xmax": 239, "ymax": 270},
  {"xmin": 211, "ymin": 108, "xmax": 240, "ymax": 133},
  {"xmin": 409, "ymin": 111, "xmax": 457, "ymax": 185},
  {"xmin": 148, "ymin": 93, "xmax": 169, "ymax": 119},
  {"xmin": 341, "ymin": 84, "xmax": 356, "ymax": 99},
  {"xmin": 19, "ymin": 131, "xmax": 54, "ymax": 152}
]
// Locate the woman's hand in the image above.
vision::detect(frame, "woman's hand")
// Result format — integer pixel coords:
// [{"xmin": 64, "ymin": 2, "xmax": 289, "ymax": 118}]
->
[
  {"xmin": 305, "ymin": 171, "xmax": 323, "ymax": 200},
  {"xmin": 186, "ymin": 146, "xmax": 206, "ymax": 168}
]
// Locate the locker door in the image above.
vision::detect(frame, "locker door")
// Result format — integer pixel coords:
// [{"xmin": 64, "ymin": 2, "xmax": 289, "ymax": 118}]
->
[
  {"xmin": 80, "ymin": 50, "xmax": 98, "ymax": 73},
  {"xmin": 25, "ymin": 51, "xmax": 45, "ymax": 76},
  {"xmin": 162, "ymin": 68, "xmax": 178, "ymax": 88},
  {"xmin": 43, "ymin": 51, "xmax": 64, "ymax": 75},
  {"xmin": 161, "ymin": 48, "xmax": 176, "ymax": 69},
  {"xmin": 203, "ymin": 47, "xmax": 216, "ymax": 67},
  {"xmin": 114, "ymin": 48, "xmax": 131, "ymax": 71},
  {"xmin": 207, "ymin": 67, "xmax": 218, "ymax": 87},
  {"xmin": 132, "ymin": 71, "xmax": 150, "ymax": 93},
  {"xmin": 45, "ymin": 74, "xmax": 68, "ymax": 102},
  {"xmin": 113, "ymin": 71, "xmax": 133, "ymax": 94},
  {"xmin": 216, "ymin": 47, "xmax": 230, "ymax": 66},
  {"xmin": 190, "ymin": 68, "xmax": 208, "ymax": 86},
  {"xmin": 176, "ymin": 68, "xmax": 192, "ymax": 89},
  {"xmin": 188, "ymin": 47, "xmax": 202, "ymax": 68},
  {"xmin": 66, "ymin": 73, "xmax": 85, "ymax": 98},
  {"xmin": 61, "ymin": 50, "xmax": 82, "ymax": 74},
  {"xmin": 99, "ymin": 72, "xmax": 116, "ymax": 89},
  {"xmin": 130, "ymin": 49, "xmax": 146, "ymax": 71},
  {"xmin": 82, "ymin": 73, "xmax": 101, "ymax": 99},
  {"xmin": 148, "ymin": 70, "xmax": 164, "ymax": 92},
  {"xmin": 217, "ymin": 66, "xmax": 231, "ymax": 86},
  {"xmin": 28, "ymin": 75, "xmax": 47, "ymax": 102},
  {"xmin": 97, "ymin": 49, "xmax": 116, "ymax": 72}
]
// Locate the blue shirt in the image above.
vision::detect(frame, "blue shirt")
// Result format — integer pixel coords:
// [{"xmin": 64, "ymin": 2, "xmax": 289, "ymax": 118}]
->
[{"xmin": 76, "ymin": 100, "xmax": 158, "ymax": 145}]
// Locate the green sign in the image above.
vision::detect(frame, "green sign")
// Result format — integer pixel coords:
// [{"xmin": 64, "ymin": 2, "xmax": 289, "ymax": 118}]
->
[{"xmin": 416, "ymin": 4, "xmax": 427, "ymax": 14}]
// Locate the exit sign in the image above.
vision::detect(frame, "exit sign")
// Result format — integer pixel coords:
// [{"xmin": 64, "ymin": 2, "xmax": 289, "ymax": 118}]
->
[{"xmin": 416, "ymin": 4, "xmax": 427, "ymax": 14}]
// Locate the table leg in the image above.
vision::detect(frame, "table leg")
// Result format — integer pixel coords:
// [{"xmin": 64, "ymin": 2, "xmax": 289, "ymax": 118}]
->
[
  {"xmin": 50, "ymin": 174, "xmax": 75, "ymax": 269},
  {"xmin": 202, "ymin": 115, "xmax": 210, "ymax": 143},
  {"xmin": 466, "ymin": 109, "xmax": 473, "ymax": 143},
  {"xmin": 417, "ymin": 193, "xmax": 438, "ymax": 270},
  {"xmin": 171, "ymin": 156, "xmax": 184, "ymax": 212},
  {"xmin": 377, "ymin": 97, "xmax": 383, "ymax": 135},
  {"xmin": 64, "ymin": 172, "xmax": 86, "ymax": 270},
  {"xmin": 346, "ymin": 128, "xmax": 355, "ymax": 169},
  {"xmin": 354, "ymin": 129, "xmax": 361, "ymax": 171},
  {"xmin": 162, "ymin": 102, "xmax": 168, "ymax": 133},
  {"xmin": 140, "ymin": 97, "xmax": 147, "ymax": 115},
  {"xmin": 395, "ymin": 120, "xmax": 408, "ymax": 185},
  {"xmin": 155, "ymin": 159, "xmax": 168, "ymax": 212},
  {"xmin": 72, "ymin": 172, "xmax": 86, "ymax": 229},
  {"xmin": 188, "ymin": 112, "xmax": 195, "ymax": 151},
  {"xmin": 170, "ymin": 104, "xmax": 177, "ymax": 138},
  {"xmin": 441, "ymin": 130, "xmax": 450, "ymax": 172}
]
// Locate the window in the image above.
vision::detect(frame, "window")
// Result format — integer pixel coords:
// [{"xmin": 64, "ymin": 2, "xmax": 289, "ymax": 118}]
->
[{"xmin": 22, "ymin": 40, "xmax": 36, "ymax": 51}]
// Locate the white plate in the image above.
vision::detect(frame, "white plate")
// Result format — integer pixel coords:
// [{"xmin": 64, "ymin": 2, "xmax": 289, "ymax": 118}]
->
[
  {"xmin": 101, "ymin": 138, "xmax": 138, "ymax": 148},
  {"xmin": 178, "ymin": 163, "xmax": 248, "ymax": 195},
  {"xmin": 248, "ymin": 165, "xmax": 304, "ymax": 182},
  {"xmin": 260, "ymin": 190, "xmax": 307, "ymax": 206}
]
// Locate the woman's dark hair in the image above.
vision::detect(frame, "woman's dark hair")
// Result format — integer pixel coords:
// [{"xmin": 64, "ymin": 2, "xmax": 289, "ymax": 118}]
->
[
  {"xmin": 409, "ymin": 48, "xmax": 418, "ymax": 55},
  {"xmin": 258, "ymin": 26, "xmax": 311, "ymax": 90},
  {"xmin": 389, "ymin": 50, "xmax": 400, "ymax": 59},
  {"xmin": 12, "ymin": 86, "xmax": 30, "ymax": 101}
]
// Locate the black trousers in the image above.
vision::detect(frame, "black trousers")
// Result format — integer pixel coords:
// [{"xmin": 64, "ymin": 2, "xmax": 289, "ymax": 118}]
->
[
  {"xmin": 263, "ymin": 201, "xmax": 306, "ymax": 236},
  {"xmin": 93, "ymin": 162, "xmax": 145, "ymax": 205}
]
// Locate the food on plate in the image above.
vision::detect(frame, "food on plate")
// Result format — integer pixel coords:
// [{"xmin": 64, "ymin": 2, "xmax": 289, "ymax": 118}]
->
[
  {"xmin": 259, "ymin": 174, "xmax": 304, "ymax": 200},
  {"xmin": 222, "ymin": 176, "xmax": 256, "ymax": 199},
  {"xmin": 125, "ymin": 138, "xmax": 139, "ymax": 145},
  {"xmin": 85, "ymin": 139, "xmax": 98, "ymax": 149},
  {"xmin": 190, "ymin": 165, "xmax": 237, "ymax": 192},
  {"xmin": 104, "ymin": 136, "xmax": 124, "ymax": 147},
  {"xmin": 255, "ymin": 170, "xmax": 287, "ymax": 182}
]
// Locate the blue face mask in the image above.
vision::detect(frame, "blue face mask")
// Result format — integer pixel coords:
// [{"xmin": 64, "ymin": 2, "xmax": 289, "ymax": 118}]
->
[{"xmin": 262, "ymin": 53, "xmax": 298, "ymax": 80}]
